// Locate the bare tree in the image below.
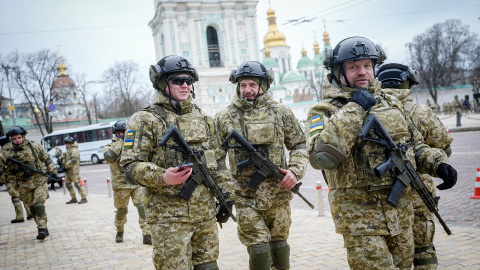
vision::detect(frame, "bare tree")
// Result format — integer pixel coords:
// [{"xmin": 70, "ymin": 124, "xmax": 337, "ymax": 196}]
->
[
  {"xmin": 6, "ymin": 49, "xmax": 59, "ymax": 136},
  {"xmin": 74, "ymin": 73, "xmax": 103, "ymax": 125},
  {"xmin": 102, "ymin": 60, "xmax": 149, "ymax": 117},
  {"xmin": 408, "ymin": 19, "xmax": 479, "ymax": 105}
]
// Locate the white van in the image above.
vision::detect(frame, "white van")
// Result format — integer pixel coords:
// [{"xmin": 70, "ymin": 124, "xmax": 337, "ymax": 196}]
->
[{"xmin": 41, "ymin": 121, "xmax": 116, "ymax": 164}]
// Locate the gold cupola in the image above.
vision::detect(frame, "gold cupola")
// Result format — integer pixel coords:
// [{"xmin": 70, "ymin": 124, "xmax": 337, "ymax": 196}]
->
[
  {"xmin": 263, "ymin": 7, "xmax": 287, "ymax": 48},
  {"xmin": 56, "ymin": 57, "xmax": 67, "ymax": 76},
  {"xmin": 323, "ymin": 28, "xmax": 331, "ymax": 46}
]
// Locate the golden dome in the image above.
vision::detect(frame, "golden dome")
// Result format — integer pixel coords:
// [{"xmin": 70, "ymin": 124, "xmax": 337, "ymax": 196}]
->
[
  {"xmin": 314, "ymin": 40, "xmax": 320, "ymax": 54},
  {"xmin": 301, "ymin": 46, "xmax": 307, "ymax": 57},
  {"xmin": 263, "ymin": 7, "xmax": 286, "ymax": 48},
  {"xmin": 323, "ymin": 29, "xmax": 330, "ymax": 46},
  {"xmin": 57, "ymin": 56, "xmax": 68, "ymax": 76}
]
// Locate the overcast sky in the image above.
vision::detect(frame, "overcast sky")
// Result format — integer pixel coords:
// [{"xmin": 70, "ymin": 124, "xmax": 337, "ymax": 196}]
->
[{"xmin": 1, "ymin": 0, "xmax": 479, "ymax": 93}]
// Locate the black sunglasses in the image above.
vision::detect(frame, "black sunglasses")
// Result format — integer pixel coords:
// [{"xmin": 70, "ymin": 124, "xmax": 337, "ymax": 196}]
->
[{"xmin": 170, "ymin": 76, "xmax": 193, "ymax": 86}]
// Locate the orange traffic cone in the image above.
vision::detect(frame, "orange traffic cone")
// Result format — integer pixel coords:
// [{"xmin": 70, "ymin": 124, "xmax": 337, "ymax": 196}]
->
[
  {"xmin": 470, "ymin": 168, "xmax": 480, "ymax": 200},
  {"xmin": 446, "ymin": 126, "xmax": 451, "ymax": 134},
  {"xmin": 80, "ymin": 178, "xmax": 84, "ymax": 186}
]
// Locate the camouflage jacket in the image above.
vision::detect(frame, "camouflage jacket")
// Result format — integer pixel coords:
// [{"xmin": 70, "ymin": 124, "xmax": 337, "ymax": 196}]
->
[
  {"xmin": 3, "ymin": 139, "xmax": 57, "ymax": 189},
  {"xmin": 305, "ymin": 80, "xmax": 449, "ymax": 235},
  {"xmin": 215, "ymin": 89, "xmax": 308, "ymax": 204},
  {"xmin": 62, "ymin": 142, "xmax": 80, "ymax": 175},
  {"xmin": 119, "ymin": 92, "xmax": 233, "ymax": 223},
  {"xmin": 104, "ymin": 136, "xmax": 135, "ymax": 189}
]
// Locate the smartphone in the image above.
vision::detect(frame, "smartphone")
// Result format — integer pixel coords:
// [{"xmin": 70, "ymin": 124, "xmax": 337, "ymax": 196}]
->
[{"xmin": 177, "ymin": 163, "xmax": 193, "ymax": 171}]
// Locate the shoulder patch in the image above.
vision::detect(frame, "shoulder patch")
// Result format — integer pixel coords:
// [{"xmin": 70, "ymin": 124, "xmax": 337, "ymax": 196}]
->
[
  {"xmin": 309, "ymin": 114, "xmax": 324, "ymax": 136},
  {"xmin": 123, "ymin": 130, "xmax": 135, "ymax": 149}
]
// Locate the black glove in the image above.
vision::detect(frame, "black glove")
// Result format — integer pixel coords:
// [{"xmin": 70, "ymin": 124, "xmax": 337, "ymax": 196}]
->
[
  {"xmin": 436, "ymin": 163, "xmax": 457, "ymax": 190},
  {"xmin": 216, "ymin": 200, "xmax": 235, "ymax": 225},
  {"xmin": 351, "ymin": 88, "xmax": 377, "ymax": 111}
]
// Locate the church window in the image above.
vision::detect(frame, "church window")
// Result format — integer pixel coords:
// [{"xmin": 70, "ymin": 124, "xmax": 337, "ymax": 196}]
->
[
  {"xmin": 207, "ymin": 26, "xmax": 222, "ymax": 67},
  {"xmin": 282, "ymin": 58, "xmax": 286, "ymax": 73}
]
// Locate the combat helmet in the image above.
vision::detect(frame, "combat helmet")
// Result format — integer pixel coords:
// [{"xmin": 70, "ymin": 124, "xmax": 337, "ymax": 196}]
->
[
  {"xmin": 229, "ymin": 61, "xmax": 274, "ymax": 90},
  {"xmin": 112, "ymin": 120, "xmax": 127, "ymax": 134},
  {"xmin": 6, "ymin": 126, "xmax": 27, "ymax": 138},
  {"xmin": 64, "ymin": 136, "xmax": 75, "ymax": 144},
  {"xmin": 376, "ymin": 63, "xmax": 420, "ymax": 89},
  {"xmin": 149, "ymin": 55, "xmax": 198, "ymax": 92},
  {"xmin": 323, "ymin": 36, "xmax": 386, "ymax": 87}
]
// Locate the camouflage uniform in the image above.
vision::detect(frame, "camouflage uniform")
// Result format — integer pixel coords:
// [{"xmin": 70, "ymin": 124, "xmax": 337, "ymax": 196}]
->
[
  {"xmin": 451, "ymin": 96, "xmax": 463, "ymax": 113},
  {"xmin": 306, "ymin": 81, "xmax": 449, "ymax": 270},
  {"xmin": 103, "ymin": 136, "xmax": 150, "ymax": 237},
  {"xmin": 215, "ymin": 87, "xmax": 308, "ymax": 269},
  {"xmin": 59, "ymin": 142, "xmax": 87, "ymax": 201},
  {"xmin": 384, "ymin": 88, "xmax": 453, "ymax": 269},
  {"xmin": 3, "ymin": 139, "xmax": 57, "ymax": 231},
  {"xmin": 120, "ymin": 91, "xmax": 233, "ymax": 270},
  {"xmin": 0, "ymin": 144, "xmax": 32, "ymax": 222}
]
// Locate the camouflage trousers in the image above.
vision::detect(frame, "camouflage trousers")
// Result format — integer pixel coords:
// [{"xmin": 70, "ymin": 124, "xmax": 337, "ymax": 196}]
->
[
  {"xmin": 413, "ymin": 193, "xmax": 437, "ymax": 269},
  {"xmin": 235, "ymin": 195, "xmax": 291, "ymax": 246},
  {"xmin": 150, "ymin": 218, "xmax": 219, "ymax": 269},
  {"xmin": 65, "ymin": 173, "xmax": 86, "ymax": 199},
  {"xmin": 113, "ymin": 187, "xmax": 149, "ymax": 235},
  {"xmin": 343, "ymin": 226, "xmax": 414, "ymax": 270},
  {"xmin": 18, "ymin": 184, "xmax": 49, "ymax": 229},
  {"xmin": 6, "ymin": 182, "xmax": 31, "ymax": 220}
]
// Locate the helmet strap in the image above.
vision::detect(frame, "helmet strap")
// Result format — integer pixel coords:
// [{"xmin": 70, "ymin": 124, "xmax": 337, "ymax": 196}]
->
[
  {"xmin": 164, "ymin": 81, "xmax": 183, "ymax": 115},
  {"xmin": 340, "ymin": 65, "xmax": 352, "ymax": 88}
]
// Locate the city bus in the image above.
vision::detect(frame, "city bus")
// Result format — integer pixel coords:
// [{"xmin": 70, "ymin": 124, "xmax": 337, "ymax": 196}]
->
[{"xmin": 41, "ymin": 121, "xmax": 116, "ymax": 164}]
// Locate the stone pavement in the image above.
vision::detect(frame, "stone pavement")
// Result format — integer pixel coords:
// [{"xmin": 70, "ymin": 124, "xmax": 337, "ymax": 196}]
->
[{"xmin": 1, "ymin": 187, "xmax": 480, "ymax": 270}]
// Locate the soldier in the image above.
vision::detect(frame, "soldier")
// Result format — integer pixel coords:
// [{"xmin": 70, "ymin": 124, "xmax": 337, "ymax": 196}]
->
[
  {"xmin": 119, "ymin": 55, "xmax": 233, "ymax": 270},
  {"xmin": 305, "ymin": 37, "xmax": 457, "ymax": 269},
  {"xmin": 56, "ymin": 137, "xmax": 87, "ymax": 204},
  {"xmin": 215, "ymin": 61, "xmax": 309, "ymax": 270},
  {"xmin": 3, "ymin": 126, "xmax": 58, "ymax": 239},
  {"xmin": 451, "ymin": 95, "xmax": 463, "ymax": 114},
  {"xmin": 103, "ymin": 120, "xmax": 152, "ymax": 245},
  {"xmin": 0, "ymin": 135, "xmax": 33, "ymax": 223},
  {"xmin": 377, "ymin": 63, "xmax": 455, "ymax": 269}
]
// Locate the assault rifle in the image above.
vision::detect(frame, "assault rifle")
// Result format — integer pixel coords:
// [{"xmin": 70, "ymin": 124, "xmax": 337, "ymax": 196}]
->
[
  {"xmin": 7, "ymin": 157, "xmax": 58, "ymax": 191},
  {"xmin": 221, "ymin": 129, "xmax": 315, "ymax": 209},
  {"xmin": 358, "ymin": 114, "xmax": 451, "ymax": 235},
  {"xmin": 159, "ymin": 125, "xmax": 237, "ymax": 222}
]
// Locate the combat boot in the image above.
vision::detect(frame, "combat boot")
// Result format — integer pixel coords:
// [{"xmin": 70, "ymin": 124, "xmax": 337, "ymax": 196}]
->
[
  {"xmin": 66, "ymin": 198, "xmax": 78, "ymax": 204},
  {"xmin": 11, "ymin": 218, "xmax": 25, "ymax": 223},
  {"xmin": 37, "ymin": 228, "xmax": 47, "ymax": 240},
  {"xmin": 45, "ymin": 228, "xmax": 50, "ymax": 237},
  {"xmin": 27, "ymin": 215, "xmax": 33, "ymax": 220},
  {"xmin": 143, "ymin": 234, "xmax": 152, "ymax": 245},
  {"xmin": 116, "ymin": 232, "xmax": 124, "ymax": 243},
  {"xmin": 78, "ymin": 198, "xmax": 88, "ymax": 204}
]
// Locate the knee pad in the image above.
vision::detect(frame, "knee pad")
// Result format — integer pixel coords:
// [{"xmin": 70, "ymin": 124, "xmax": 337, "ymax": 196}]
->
[
  {"xmin": 248, "ymin": 243, "xmax": 271, "ymax": 270},
  {"xmin": 193, "ymin": 261, "xmax": 219, "ymax": 270},
  {"xmin": 34, "ymin": 203, "xmax": 46, "ymax": 218},
  {"xmin": 74, "ymin": 182, "xmax": 81, "ymax": 189},
  {"xmin": 66, "ymin": 182, "xmax": 73, "ymax": 189},
  {"xmin": 270, "ymin": 240, "xmax": 290, "ymax": 270},
  {"xmin": 30, "ymin": 206, "xmax": 36, "ymax": 216},
  {"xmin": 137, "ymin": 203, "xmax": 146, "ymax": 219},
  {"xmin": 116, "ymin": 207, "xmax": 128, "ymax": 220},
  {"xmin": 414, "ymin": 244, "xmax": 438, "ymax": 267},
  {"xmin": 11, "ymin": 196, "xmax": 21, "ymax": 204}
]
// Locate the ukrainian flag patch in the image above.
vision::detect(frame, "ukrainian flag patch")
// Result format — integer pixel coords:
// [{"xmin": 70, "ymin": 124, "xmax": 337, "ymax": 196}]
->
[
  {"xmin": 123, "ymin": 130, "xmax": 135, "ymax": 149},
  {"xmin": 309, "ymin": 115, "xmax": 324, "ymax": 136}
]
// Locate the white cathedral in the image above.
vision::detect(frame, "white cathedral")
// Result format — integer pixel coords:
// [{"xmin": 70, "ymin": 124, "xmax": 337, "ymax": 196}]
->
[{"xmin": 148, "ymin": 0, "xmax": 332, "ymax": 121}]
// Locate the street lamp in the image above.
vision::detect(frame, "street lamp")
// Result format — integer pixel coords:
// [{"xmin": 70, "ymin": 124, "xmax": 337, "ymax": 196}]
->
[{"xmin": 1, "ymin": 64, "xmax": 17, "ymax": 125}]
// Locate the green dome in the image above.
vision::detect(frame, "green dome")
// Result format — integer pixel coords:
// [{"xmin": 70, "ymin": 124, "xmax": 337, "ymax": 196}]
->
[
  {"xmin": 281, "ymin": 71, "xmax": 307, "ymax": 83},
  {"xmin": 297, "ymin": 55, "xmax": 314, "ymax": 69},
  {"xmin": 262, "ymin": 56, "xmax": 279, "ymax": 68},
  {"xmin": 313, "ymin": 53, "xmax": 323, "ymax": 66}
]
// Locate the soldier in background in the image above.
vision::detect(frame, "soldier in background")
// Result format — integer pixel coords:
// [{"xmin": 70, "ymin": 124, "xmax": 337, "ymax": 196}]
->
[
  {"xmin": 56, "ymin": 137, "xmax": 87, "ymax": 204},
  {"xmin": 120, "ymin": 55, "xmax": 233, "ymax": 270},
  {"xmin": 451, "ymin": 95, "xmax": 463, "ymax": 114},
  {"xmin": 306, "ymin": 37, "xmax": 456, "ymax": 269},
  {"xmin": 0, "ymin": 135, "xmax": 33, "ymax": 223},
  {"xmin": 215, "ymin": 61, "xmax": 308, "ymax": 270},
  {"xmin": 103, "ymin": 120, "xmax": 152, "ymax": 245},
  {"xmin": 377, "ymin": 63, "xmax": 455, "ymax": 269},
  {"xmin": 3, "ymin": 126, "xmax": 58, "ymax": 239}
]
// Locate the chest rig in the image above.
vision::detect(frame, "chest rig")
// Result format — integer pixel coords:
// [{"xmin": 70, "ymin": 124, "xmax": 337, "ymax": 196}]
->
[
  {"xmin": 8, "ymin": 142, "xmax": 42, "ymax": 181},
  {"xmin": 226, "ymin": 103, "xmax": 286, "ymax": 177}
]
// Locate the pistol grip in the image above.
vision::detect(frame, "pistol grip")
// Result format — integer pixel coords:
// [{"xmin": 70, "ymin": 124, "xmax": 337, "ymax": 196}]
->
[
  {"xmin": 180, "ymin": 178, "xmax": 198, "ymax": 200},
  {"xmin": 386, "ymin": 179, "xmax": 407, "ymax": 207}
]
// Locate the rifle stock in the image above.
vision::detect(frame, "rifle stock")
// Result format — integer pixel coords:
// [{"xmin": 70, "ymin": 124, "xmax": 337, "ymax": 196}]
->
[
  {"xmin": 159, "ymin": 125, "xmax": 237, "ymax": 222},
  {"xmin": 222, "ymin": 129, "xmax": 315, "ymax": 209},
  {"xmin": 358, "ymin": 114, "xmax": 451, "ymax": 235}
]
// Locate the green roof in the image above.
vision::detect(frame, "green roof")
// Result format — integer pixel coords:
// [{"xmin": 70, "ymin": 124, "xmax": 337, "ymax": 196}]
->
[
  {"xmin": 262, "ymin": 57, "xmax": 279, "ymax": 68},
  {"xmin": 297, "ymin": 56, "xmax": 314, "ymax": 68},
  {"xmin": 269, "ymin": 85, "xmax": 286, "ymax": 91},
  {"xmin": 281, "ymin": 71, "xmax": 307, "ymax": 83},
  {"xmin": 313, "ymin": 53, "xmax": 323, "ymax": 66}
]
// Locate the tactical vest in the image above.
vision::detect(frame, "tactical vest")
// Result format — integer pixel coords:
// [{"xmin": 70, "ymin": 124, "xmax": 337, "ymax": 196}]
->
[
  {"xmin": 7, "ymin": 141, "xmax": 44, "ymax": 181},
  {"xmin": 142, "ymin": 104, "xmax": 217, "ymax": 170},
  {"xmin": 225, "ymin": 103, "xmax": 287, "ymax": 177}
]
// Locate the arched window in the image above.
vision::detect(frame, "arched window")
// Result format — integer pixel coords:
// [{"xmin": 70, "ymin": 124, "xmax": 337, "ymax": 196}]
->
[{"xmin": 207, "ymin": 26, "xmax": 222, "ymax": 67}]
